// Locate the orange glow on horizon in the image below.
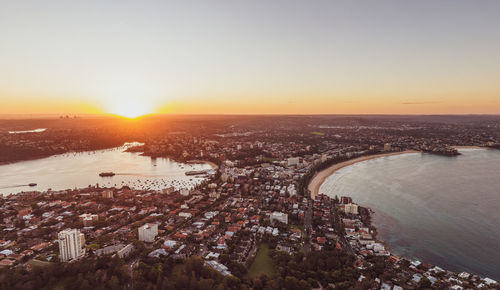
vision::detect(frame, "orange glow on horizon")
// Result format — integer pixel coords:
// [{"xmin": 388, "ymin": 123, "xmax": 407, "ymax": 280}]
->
[
  {"xmin": 104, "ymin": 98, "xmax": 156, "ymax": 119},
  {"xmin": 0, "ymin": 91, "xmax": 499, "ymax": 116}
]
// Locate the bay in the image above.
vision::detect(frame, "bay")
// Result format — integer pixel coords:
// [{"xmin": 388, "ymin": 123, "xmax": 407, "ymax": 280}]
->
[
  {"xmin": 0, "ymin": 143, "xmax": 212, "ymax": 195},
  {"xmin": 320, "ymin": 149, "xmax": 500, "ymax": 280}
]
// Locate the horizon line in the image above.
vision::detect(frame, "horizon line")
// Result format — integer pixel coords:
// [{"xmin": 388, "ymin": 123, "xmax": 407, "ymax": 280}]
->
[{"xmin": 1, "ymin": 112, "xmax": 500, "ymax": 120}]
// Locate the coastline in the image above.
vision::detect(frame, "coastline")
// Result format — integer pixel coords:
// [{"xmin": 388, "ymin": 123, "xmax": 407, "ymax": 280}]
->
[
  {"xmin": 1, "ymin": 144, "xmax": 220, "ymax": 170},
  {"xmin": 308, "ymin": 150, "xmax": 419, "ymax": 199},
  {"xmin": 321, "ymin": 149, "xmax": 500, "ymax": 281},
  {"xmin": 453, "ymin": 145, "xmax": 484, "ymax": 149},
  {"xmin": 1, "ymin": 143, "xmax": 130, "ymax": 166},
  {"xmin": 197, "ymin": 160, "xmax": 219, "ymax": 170}
]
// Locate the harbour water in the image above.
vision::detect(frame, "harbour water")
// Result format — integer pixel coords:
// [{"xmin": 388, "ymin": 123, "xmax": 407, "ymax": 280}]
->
[
  {"xmin": 8, "ymin": 128, "xmax": 47, "ymax": 134},
  {"xmin": 0, "ymin": 143, "xmax": 213, "ymax": 195},
  {"xmin": 319, "ymin": 149, "xmax": 500, "ymax": 280}
]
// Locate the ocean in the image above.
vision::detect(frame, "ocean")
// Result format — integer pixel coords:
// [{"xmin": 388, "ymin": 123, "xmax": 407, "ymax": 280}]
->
[{"xmin": 319, "ymin": 149, "xmax": 500, "ymax": 280}]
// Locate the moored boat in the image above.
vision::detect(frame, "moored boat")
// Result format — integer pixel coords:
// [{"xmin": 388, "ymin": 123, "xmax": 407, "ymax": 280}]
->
[{"xmin": 99, "ymin": 172, "xmax": 115, "ymax": 177}]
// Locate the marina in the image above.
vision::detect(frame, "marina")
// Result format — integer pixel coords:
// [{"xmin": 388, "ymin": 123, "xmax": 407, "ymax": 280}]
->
[{"xmin": 0, "ymin": 143, "xmax": 214, "ymax": 196}]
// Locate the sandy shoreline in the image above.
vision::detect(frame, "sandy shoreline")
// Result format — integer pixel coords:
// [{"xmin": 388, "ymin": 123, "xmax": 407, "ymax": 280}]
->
[
  {"xmin": 452, "ymin": 145, "xmax": 484, "ymax": 149},
  {"xmin": 187, "ymin": 160, "xmax": 219, "ymax": 169},
  {"xmin": 308, "ymin": 150, "xmax": 419, "ymax": 199},
  {"xmin": 203, "ymin": 160, "xmax": 219, "ymax": 169}
]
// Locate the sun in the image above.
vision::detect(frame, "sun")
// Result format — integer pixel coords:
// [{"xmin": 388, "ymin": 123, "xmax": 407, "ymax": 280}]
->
[{"xmin": 107, "ymin": 99, "xmax": 154, "ymax": 119}]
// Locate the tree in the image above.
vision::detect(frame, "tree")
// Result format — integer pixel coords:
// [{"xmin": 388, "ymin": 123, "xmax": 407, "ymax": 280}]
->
[
  {"xmin": 185, "ymin": 256, "xmax": 204, "ymax": 278},
  {"xmin": 108, "ymin": 275, "xmax": 120, "ymax": 290},
  {"xmin": 78, "ymin": 279, "xmax": 91, "ymax": 290},
  {"xmin": 284, "ymin": 276, "xmax": 300, "ymax": 290},
  {"xmin": 222, "ymin": 275, "xmax": 241, "ymax": 290},
  {"xmin": 419, "ymin": 276, "xmax": 432, "ymax": 289}
]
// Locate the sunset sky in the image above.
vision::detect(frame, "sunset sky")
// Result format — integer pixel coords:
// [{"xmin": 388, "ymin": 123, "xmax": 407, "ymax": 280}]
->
[{"xmin": 1, "ymin": 0, "xmax": 500, "ymax": 116}]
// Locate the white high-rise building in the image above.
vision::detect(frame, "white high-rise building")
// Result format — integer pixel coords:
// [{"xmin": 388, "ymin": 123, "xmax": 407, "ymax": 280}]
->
[
  {"xmin": 58, "ymin": 228, "xmax": 85, "ymax": 262},
  {"xmin": 138, "ymin": 223, "xmax": 158, "ymax": 242}
]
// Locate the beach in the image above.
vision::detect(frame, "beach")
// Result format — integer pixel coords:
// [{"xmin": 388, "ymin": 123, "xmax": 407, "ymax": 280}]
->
[
  {"xmin": 188, "ymin": 160, "xmax": 219, "ymax": 169},
  {"xmin": 308, "ymin": 150, "xmax": 418, "ymax": 199},
  {"xmin": 452, "ymin": 146, "xmax": 484, "ymax": 149},
  {"xmin": 203, "ymin": 160, "xmax": 219, "ymax": 169},
  {"xmin": 318, "ymin": 148, "xmax": 500, "ymax": 279}
]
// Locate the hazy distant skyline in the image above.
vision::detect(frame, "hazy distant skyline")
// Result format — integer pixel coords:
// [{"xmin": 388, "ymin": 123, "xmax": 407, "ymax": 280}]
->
[{"xmin": 1, "ymin": 0, "xmax": 500, "ymax": 116}]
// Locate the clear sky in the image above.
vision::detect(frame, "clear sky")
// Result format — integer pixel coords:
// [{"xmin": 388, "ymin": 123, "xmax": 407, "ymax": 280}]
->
[{"xmin": 1, "ymin": 0, "xmax": 500, "ymax": 116}]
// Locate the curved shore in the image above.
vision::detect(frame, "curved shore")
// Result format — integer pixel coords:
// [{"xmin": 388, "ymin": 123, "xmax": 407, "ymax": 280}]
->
[
  {"xmin": 200, "ymin": 160, "xmax": 218, "ymax": 170},
  {"xmin": 452, "ymin": 145, "xmax": 484, "ymax": 149},
  {"xmin": 308, "ymin": 150, "xmax": 419, "ymax": 199}
]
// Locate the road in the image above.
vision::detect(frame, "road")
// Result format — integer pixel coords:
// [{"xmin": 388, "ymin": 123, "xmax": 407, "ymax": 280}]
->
[
  {"xmin": 302, "ymin": 198, "xmax": 313, "ymax": 255},
  {"xmin": 127, "ymin": 257, "xmax": 139, "ymax": 289},
  {"xmin": 332, "ymin": 205, "xmax": 355, "ymax": 256}
]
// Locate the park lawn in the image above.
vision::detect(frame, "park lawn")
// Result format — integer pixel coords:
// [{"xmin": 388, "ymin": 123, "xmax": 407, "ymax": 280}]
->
[
  {"xmin": 27, "ymin": 259, "xmax": 51, "ymax": 267},
  {"xmin": 87, "ymin": 243, "xmax": 99, "ymax": 250},
  {"xmin": 247, "ymin": 244, "xmax": 276, "ymax": 278},
  {"xmin": 262, "ymin": 157, "xmax": 277, "ymax": 162},
  {"xmin": 311, "ymin": 131, "xmax": 325, "ymax": 136}
]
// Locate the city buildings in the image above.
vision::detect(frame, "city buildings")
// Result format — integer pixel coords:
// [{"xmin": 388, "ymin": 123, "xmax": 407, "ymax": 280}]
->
[
  {"xmin": 117, "ymin": 244, "xmax": 134, "ymax": 258},
  {"xmin": 340, "ymin": 196, "xmax": 353, "ymax": 204},
  {"xmin": 287, "ymin": 157, "xmax": 300, "ymax": 167},
  {"xmin": 79, "ymin": 213, "xmax": 98, "ymax": 227},
  {"xmin": 58, "ymin": 229, "xmax": 85, "ymax": 262},
  {"xmin": 138, "ymin": 223, "xmax": 158, "ymax": 242},
  {"xmin": 180, "ymin": 188, "xmax": 190, "ymax": 196},
  {"xmin": 343, "ymin": 203, "xmax": 359, "ymax": 215},
  {"xmin": 270, "ymin": 211, "xmax": 288, "ymax": 225},
  {"xmin": 1, "ymin": 116, "xmax": 499, "ymax": 288},
  {"xmin": 102, "ymin": 190, "xmax": 113, "ymax": 198}
]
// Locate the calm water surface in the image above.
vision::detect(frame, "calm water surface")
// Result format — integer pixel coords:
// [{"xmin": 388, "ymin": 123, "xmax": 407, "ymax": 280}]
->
[
  {"xmin": 8, "ymin": 128, "xmax": 47, "ymax": 134},
  {"xmin": 320, "ymin": 149, "xmax": 500, "ymax": 280},
  {"xmin": 0, "ymin": 143, "xmax": 212, "ymax": 195}
]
